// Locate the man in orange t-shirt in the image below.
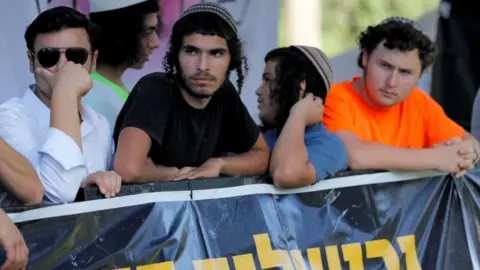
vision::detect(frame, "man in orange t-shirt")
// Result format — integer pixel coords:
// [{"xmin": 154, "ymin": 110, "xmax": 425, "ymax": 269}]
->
[{"xmin": 323, "ymin": 16, "xmax": 480, "ymax": 176}]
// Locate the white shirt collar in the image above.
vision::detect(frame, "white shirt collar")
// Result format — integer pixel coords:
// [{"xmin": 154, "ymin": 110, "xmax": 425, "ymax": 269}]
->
[
  {"xmin": 23, "ymin": 85, "xmax": 99, "ymax": 136},
  {"xmin": 23, "ymin": 85, "xmax": 50, "ymax": 128}
]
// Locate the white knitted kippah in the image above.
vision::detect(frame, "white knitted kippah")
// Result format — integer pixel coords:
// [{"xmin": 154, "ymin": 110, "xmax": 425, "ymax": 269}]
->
[{"xmin": 90, "ymin": 0, "xmax": 149, "ymax": 13}]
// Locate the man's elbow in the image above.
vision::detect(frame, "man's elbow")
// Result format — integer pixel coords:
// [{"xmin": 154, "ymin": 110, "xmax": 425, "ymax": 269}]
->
[
  {"xmin": 21, "ymin": 183, "xmax": 44, "ymax": 205},
  {"xmin": 342, "ymin": 141, "xmax": 369, "ymax": 170},
  {"xmin": 270, "ymin": 166, "xmax": 310, "ymax": 189},
  {"xmin": 347, "ymin": 151, "xmax": 368, "ymax": 170},
  {"xmin": 114, "ymin": 158, "xmax": 142, "ymax": 183}
]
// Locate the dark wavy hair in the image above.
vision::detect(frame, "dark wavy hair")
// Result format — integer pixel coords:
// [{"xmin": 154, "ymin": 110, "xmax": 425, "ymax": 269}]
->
[
  {"xmin": 357, "ymin": 19, "xmax": 436, "ymax": 72},
  {"xmin": 263, "ymin": 47, "xmax": 328, "ymax": 132},
  {"xmin": 25, "ymin": 6, "xmax": 97, "ymax": 51},
  {"xmin": 89, "ymin": 0, "xmax": 160, "ymax": 67},
  {"xmin": 162, "ymin": 12, "xmax": 248, "ymax": 94}
]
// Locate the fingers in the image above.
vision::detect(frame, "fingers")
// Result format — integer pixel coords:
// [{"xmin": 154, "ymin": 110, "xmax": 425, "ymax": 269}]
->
[
  {"xmin": 20, "ymin": 240, "xmax": 28, "ymax": 270},
  {"xmin": 109, "ymin": 174, "xmax": 116, "ymax": 198},
  {"xmin": 304, "ymin": 93, "xmax": 323, "ymax": 103},
  {"xmin": 1, "ymin": 245, "xmax": 15, "ymax": 270},
  {"xmin": 187, "ymin": 170, "xmax": 204, "ymax": 180},
  {"xmin": 94, "ymin": 172, "xmax": 121, "ymax": 198},
  {"xmin": 457, "ymin": 159, "xmax": 474, "ymax": 170},
  {"xmin": 313, "ymin": 96, "xmax": 323, "ymax": 103},
  {"xmin": 172, "ymin": 173, "xmax": 189, "ymax": 181},
  {"xmin": 457, "ymin": 140, "xmax": 475, "ymax": 155},
  {"xmin": 172, "ymin": 175, "xmax": 188, "ymax": 181},
  {"xmin": 16, "ymin": 239, "xmax": 26, "ymax": 270},
  {"xmin": 186, "ymin": 168, "xmax": 219, "ymax": 180},
  {"xmin": 34, "ymin": 67, "xmax": 53, "ymax": 81},
  {"xmin": 461, "ymin": 152, "xmax": 477, "ymax": 161},
  {"xmin": 174, "ymin": 169, "xmax": 203, "ymax": 180},
  {"xmin": 304, "ymin": 93, "xmax": 314, "ymax": 99},
  {"xmin": 97, "ymin": 177, "xmax": 107, "ymax": 196},
  {"xmin": 455, "ymin": 170, "xmax": 466, "ymax": 178},
  {"xmin": 106, "ymin": 172, "xmax": 121, "ymax": 198},
  {"xmin": 171, "ymin": 167, "xmax": 196, "ymax": 181},
  {"xmin": 458, "ymin": 146, "xmax": 475, "ymax": 155},
  {"xmin": 174, "ymin": 170, "xmax": 197, "ymax": 181},
  {"xmin": 115, "ymin": 173, "xmax": 121, "ymax": 194},
  {"xmin": 1, "ymin": 238, "xmax": 27, "ymax": 270},
  {"xmin": 454, "ymin": 157, "xmax": 475, "ymax": 178},
  {"xmin": 15, "ymin": 242, "xmax": 22, "ymax": 270}
]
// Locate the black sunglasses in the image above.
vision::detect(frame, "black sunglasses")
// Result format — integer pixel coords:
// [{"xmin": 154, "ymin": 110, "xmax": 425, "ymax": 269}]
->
[{"xmin": 30, "ymin": 47, "xmax": 92, "ymax": 68}]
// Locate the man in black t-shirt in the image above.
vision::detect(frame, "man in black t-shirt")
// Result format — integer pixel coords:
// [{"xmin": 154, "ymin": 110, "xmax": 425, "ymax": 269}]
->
[{"xmin": 113, "ymin": 3, "xmax": 270, "ymax": 183}]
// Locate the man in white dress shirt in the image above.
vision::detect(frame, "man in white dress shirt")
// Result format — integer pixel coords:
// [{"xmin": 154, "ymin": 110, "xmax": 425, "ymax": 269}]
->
[{"xmin": 0, "ymin": 6, "xmax": 121, "ymax": 204}]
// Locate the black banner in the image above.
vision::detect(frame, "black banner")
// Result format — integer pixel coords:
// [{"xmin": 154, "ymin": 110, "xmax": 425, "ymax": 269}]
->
[{"xmin": 2, "ymin": 171, "xmax": 479, "ymax": 269}]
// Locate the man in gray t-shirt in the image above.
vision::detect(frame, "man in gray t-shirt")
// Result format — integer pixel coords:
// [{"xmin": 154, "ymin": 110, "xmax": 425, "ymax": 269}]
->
[{"xmin": 471, "ymin": 88, "xmax": 480, "ymax": 142}]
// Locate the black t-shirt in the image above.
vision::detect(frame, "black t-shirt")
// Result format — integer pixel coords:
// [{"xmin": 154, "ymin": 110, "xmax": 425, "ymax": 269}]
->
[{"xmin": 113, "ymin": 72, "xmax": 260, "ymax": 168}]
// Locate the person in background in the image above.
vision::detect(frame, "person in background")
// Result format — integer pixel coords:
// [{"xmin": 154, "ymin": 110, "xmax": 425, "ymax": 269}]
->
[
  {"xmin": 470, "ymin": 88, "xmax": 480, "ymax": 143},
  {"xmin": 0, "ymin": 7, "xmax": 121, "ymax": 204},
  {"xmin": 84, "ymin": 0, "xmax": 161, "ymax": 128},
  {"xmin": 113, "ymin": 3, "xmax": 270, "ymax": 183},
  {"xmin": 257, "ymin": 46, "xmax": 347, "ymax": 188},
  {"xmin": 0, "ymin": 209, "xmax": 28, "ymax": 269},
  {"xmin": 323, "ymin": 16, "xmax": 480, "ymax": 176},
  {"xmin": 0, "ymin": 137, "xmax": 44, "ymax": 207}
]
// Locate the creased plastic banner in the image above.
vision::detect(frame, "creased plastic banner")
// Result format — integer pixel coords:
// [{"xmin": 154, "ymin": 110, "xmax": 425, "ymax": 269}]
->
[{"xmin": 2, "ymin": 172, "xmax": 478, "ymax": 269}]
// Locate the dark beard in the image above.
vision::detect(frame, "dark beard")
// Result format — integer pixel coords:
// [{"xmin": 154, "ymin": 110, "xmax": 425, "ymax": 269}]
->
[{"xmin": 176, "ymin": 74, "xmax": 214, "ymax": 99}]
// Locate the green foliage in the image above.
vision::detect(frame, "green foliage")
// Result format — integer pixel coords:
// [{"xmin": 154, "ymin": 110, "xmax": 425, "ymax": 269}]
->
[{"xmin": 279, "ymin": 0, "xmax": 439, "ymax": 57}]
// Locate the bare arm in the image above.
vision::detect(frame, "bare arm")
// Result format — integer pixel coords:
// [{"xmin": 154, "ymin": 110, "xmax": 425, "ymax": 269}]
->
[
  {"xmin": 0, "ymin": 138, "xmax": 43, "ymax": 204},
  {"xmin": 270, "ymin": 111, "xmax": 316, "ymax": 188},
  {"xmin": 50, "ymin": 89, "xmax": 82, "ymax": 149},
  {"xmin": 114, "ymin": 127, "xmax": 178, "ymax": 183},
  {"xmin": 219, "ymin": 134, "xmax": 270, "ymax": 176},
  {"xmin": 338, "ymin": 131, "xmax": 440, "ymax": 171}
]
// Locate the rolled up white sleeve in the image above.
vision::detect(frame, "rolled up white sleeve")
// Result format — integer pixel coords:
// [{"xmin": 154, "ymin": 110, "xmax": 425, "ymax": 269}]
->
[
  {"xmin": 0, "ymin": 109, "xmax": 88, "ymax": 204},
  {"xmin": 37, "ymin": 128, "xmax": 88, "ymax": 203}
]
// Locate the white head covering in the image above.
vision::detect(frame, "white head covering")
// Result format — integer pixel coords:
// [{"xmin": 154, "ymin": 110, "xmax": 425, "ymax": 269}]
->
[{"xmin": 90, "ymin": 0, "xmax": 150, "ymax": 13}]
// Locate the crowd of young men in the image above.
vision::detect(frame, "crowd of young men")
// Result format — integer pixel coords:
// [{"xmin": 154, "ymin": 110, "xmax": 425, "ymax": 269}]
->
[{"xmin": 1, "ymin": 1, "xmax": 478, "ymax": 268}]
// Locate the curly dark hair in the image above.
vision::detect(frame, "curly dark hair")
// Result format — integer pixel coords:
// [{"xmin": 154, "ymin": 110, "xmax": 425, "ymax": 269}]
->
[
  {"xmin": 263, "ymin": 47, "xmax": 328, "ymax": 132},
  {"xmin": 357, "ymin": 19, "xmax": 436, "ymax": 72},
  {"xmin": 89, "ymin": 0, "xmax": 160, "ymax": 67},
  {"xmin": 162, "ymin": 12, "xmax": 248, "ymax": 94},
  {"xmin": 25, "ymin": 6, "xmax": 97, "ymax": 51}
]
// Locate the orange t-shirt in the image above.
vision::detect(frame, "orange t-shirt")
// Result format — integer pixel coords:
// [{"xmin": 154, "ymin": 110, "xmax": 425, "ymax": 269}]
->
[{"xmin": 323, "ymin": 76, "xmax": 465, "ymax": 148}]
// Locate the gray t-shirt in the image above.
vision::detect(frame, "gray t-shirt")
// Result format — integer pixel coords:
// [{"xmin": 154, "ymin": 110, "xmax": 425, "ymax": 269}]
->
[{"xmin": 471, "ymin": 87, "xmax": 480, "ymax": 141}]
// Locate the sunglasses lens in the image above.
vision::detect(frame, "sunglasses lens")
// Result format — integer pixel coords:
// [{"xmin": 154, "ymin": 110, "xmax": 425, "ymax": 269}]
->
[
  {"xmin": 37, "ymin": 48, "xmax": 60, "ymax": 68},
  {"xmin": 65, "ymin": 48, "xmax": 89, "ymax": 65}
]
